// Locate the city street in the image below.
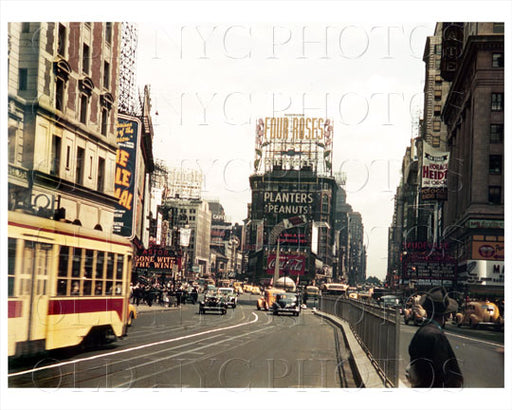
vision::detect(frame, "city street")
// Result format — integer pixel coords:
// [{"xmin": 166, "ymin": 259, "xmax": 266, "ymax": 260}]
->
[{"xmin": 8, "ymin": 295, "xmax": 356, "ymax": 389}]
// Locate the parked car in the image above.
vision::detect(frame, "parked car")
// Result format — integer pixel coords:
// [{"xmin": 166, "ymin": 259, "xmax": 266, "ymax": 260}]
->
[
  {"xmin": 271, "ymin": 292, "xmax": 301, "ymax": 316},
  {"xmin": 250, "ymin": 286, "xmax": 261, "ymax": 295},
  {"xmin": 455, "ymin": 301, "xmax": 504, "ymax": 330},
  {"xmin": 257, "ymin": 288, "xmax": 285, "ymax": 311},
  {"xmin": 217, "ymin": 287, "xmax": 238, "ymax": 308},
  {"xmin": 199, "ymin": 292, "xmax": 228, "ymax": 315}
]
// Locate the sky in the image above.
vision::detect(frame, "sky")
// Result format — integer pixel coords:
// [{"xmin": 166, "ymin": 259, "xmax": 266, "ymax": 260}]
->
[{"xmin": 135, "ymin": 20, "xmax": 435, "ymax": 280}]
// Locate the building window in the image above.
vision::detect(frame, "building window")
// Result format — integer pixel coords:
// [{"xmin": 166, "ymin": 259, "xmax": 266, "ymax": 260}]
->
[
  {"xmin": 8, "ymin": 127, "xmax": 16, "ymax": 163},
  {"xmin": 82, "ymin": 43, "xmax": 90, "ymax": 74},
  {"xmin": 493, "ymin": 23, "xmax": 504, "ymax": 33},
  {"xmin": 434, "ymin": 104, "xmax": 442, "ymax": 116},
  {"xmin": 433, "ymin": 120, "xmax": 441, "ymax": 132},
  {"xmin": 50, "ymin": 135, "xmax": 61, "ymax": 175},
  {"xmin": 489, "ymin": 186, "xmax": 502, "ymax": 204},
  {"xmin": 103, "ymin": 61, "xmax": 110, "ymax": 89},
  {"xmin": 491, "ymin": 93, "xmax": 504, "ymax": 111},
  {"xmin": 76, "ymin": 147, "xmax": 85, "ymax": 185},
  {"xmin": 18, "ymin": 68, "xmax": 28, "ymax": 91},
  {"xmin": 434, "ymin": 89, "xmax": 442, "ymax": 100},
  {"xmin": 489, "ymin": 155, "xmax": 502, "ymax": 175},
  {"xmin": 79, "ymin": 94, "xmax": 88, "ymax": 124},
  {"xmin": 57, "ymin": 23, "xmax": 67, "ymax": 56},
  {"xmin": 490, "ymin": 124, "xmax": 504, "ymax": 143},
  {"xmin": 434, "ymin": 44, "xmax": 442, "ymax": 55},
  {"xmin": 492, "ymin": 53, "xmax": 504, "ymax": 68},
  {"xmin": 97, "ymin": 157, "xmax": 105, "ymax": 192},
  {"xmin": 65, "ymin": 146, "xmax": 71, "ymax": 169},
  {"xmin": 21, "ymin": 22, "xmax": 30, "ymax": 33},
  {"xmin": 105, "ymin": 22, "xmax": 112, "ymax": 44},
  {"xmin": 101, "ymin": 108, "xmax": 109, "ymax": 135},
  {"xmin": 55, "ymin": 77, "xmax": 65, "ymax": 111}
]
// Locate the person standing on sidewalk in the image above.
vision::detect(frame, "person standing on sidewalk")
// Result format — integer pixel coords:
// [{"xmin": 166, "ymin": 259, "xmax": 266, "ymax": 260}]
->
[{"xmin": 406, "ymin": 286, "xmax": 464, "ymax": 388}]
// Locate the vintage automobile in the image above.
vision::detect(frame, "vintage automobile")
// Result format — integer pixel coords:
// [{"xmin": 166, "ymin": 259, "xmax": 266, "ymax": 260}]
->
[
  {"xmin": 250, "ymin": 286, "xmax": 262, "ymax": 295},
  {"xmin": 257, "ymin": 288, "xmax": 285, "ymax": 311},
  {"xmin": 199, "ymin": 292, "xmax": 228, "ymax": 315},
  {"xmin": 379, "ymin": 295, "xmax": 402, "ymax": 310},
  {"xmin": 217, "ymin": 287, "xmax": 238, "ymax": 308},
  {"xmin": 455, "ymin": 301, "xmax": 504, "ymax": 330},
  {"xmin": 271, "ymin": 292, "xmax": 301, "ymax": 316}
]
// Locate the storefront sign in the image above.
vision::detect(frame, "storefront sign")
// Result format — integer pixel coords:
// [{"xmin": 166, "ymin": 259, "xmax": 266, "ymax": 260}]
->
[
  {"xmin": 467, "ymin": 219, "xmax": 504, "ymax": 229},
  {"xmin": 113, "ymin": 114, "xmax": 140, "ymax": 238}
]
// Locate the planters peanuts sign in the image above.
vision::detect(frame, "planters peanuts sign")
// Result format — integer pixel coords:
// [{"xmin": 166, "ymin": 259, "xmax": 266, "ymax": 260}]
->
[{"xmin": 114, "ymin": 114, "xmax": 140, "ymax": 238}]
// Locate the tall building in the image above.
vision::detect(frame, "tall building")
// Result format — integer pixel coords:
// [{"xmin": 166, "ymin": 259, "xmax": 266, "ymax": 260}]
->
[
  {"xmin": 387, "ymin": 22, "xmax": 504, "ymax": 298},
  {"xmin": 246, "ymin": 115, "xmax": 338, "ymax": 285},
  {"xmin": 442, "ymin": 23, "xmax": 504, "ymax": 298},
  {"xmin": 162, "ymin": 197, "xmax": 212, "ymax": 278},
  {"xmin": 8, "ymin": 22, "xmax": 121, "ymax": 230}
]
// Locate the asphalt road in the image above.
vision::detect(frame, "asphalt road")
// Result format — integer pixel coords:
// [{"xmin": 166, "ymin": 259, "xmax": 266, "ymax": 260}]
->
[{"xmin": 8, "ymin": 294, "xmax": 357, "ymax": 389}]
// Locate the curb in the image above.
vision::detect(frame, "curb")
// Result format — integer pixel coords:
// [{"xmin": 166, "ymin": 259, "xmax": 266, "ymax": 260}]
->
[{"xmin": 313, "ymin": 310, "xmax": 386, "ymax": 388}]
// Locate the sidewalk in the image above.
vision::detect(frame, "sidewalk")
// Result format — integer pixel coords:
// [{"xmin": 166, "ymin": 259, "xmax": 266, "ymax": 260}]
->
[{"xmin": 132, "ymin": 303, "xmax": 181, "ymax": 313}]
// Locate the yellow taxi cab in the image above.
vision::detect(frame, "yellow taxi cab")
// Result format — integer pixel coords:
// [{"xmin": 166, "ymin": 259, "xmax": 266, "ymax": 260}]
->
[
  {"xmin": 257, "ymin": 287, "xmax": 285, "ymax": 311},
  {"xmin": 455, "ymin": 301, "xmax": 504, "ymax": 330}
]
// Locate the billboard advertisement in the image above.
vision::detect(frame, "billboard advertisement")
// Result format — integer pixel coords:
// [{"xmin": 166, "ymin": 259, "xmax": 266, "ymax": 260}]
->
[
  {"xmin": 266, "ymin": 253, "xmax": 306, "ymax": 276},
  {"xmin": 420, "ymin": 142, "xmax": 449, "ymax": 201},
  {"xmin": 113, "ymin": 114, "xmax": 140, "ymax": 238}
]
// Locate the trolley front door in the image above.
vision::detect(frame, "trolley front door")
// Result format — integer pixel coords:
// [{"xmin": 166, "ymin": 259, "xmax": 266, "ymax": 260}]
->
[{"xmin": 22, "ymin": 241, "xmax": 52, "ymax": 344}]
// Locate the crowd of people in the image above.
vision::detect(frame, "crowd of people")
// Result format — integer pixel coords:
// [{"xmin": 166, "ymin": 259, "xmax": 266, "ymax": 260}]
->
[{"xmin": 129, "ymin": 278, "xmax": 198, "ymax": 307}]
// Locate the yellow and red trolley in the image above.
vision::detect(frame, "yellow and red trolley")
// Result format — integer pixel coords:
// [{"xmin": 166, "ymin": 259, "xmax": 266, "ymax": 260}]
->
[{"xmin": 8, "ymin": 210, "xmax": 133, "ymax": 357}]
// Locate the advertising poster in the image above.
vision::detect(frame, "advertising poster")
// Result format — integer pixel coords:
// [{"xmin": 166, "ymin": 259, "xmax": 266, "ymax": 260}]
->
[
  {"xmin": 266, "ymin": 253, "xmax": 306, "ymax": 276},
  {"xmin": 420, "ymin": 142, "xmax": 450, "ymax": 201},
  {"xmin": 113, "ymin": 114, "xmax": 140, "ymax": 238}
]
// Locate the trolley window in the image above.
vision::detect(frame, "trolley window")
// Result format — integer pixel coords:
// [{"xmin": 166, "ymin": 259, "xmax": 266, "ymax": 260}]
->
[
  {"xmin": 57, "ymin": 246, "xmax": 71, "ymax": 295},
  {"xmin": 83, "ymin": 249, "xmax": 94, "ymax": 295}
]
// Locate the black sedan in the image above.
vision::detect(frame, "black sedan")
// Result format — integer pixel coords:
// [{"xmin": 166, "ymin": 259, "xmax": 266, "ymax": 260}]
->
[
  {"xmin": 271, "ymin": 292, "xmax": 301, "ymax": 316},
  {"xmin": 199, "ymin": 293, "xmax": 228, "ymax": 315}
]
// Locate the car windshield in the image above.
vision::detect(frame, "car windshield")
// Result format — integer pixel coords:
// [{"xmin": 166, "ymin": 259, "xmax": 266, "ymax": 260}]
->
[
  {"xmin": 218, "ymin": 288, "xmax": 233, "ymax": 295},
  {"xmin": 277, "ymin": 293, "xmax": 297, "ymax": 302}
]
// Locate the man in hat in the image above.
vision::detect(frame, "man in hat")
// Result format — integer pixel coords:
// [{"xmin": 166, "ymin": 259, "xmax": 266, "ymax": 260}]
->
[{"xmin": 406, "ymin": 286, "xmax": 464, "ymax": 388}]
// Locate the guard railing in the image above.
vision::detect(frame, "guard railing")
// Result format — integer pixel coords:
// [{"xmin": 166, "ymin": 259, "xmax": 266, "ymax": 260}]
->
[{"xmin": 319, "ymin": 295, "xmax": 400, "ymax": 387}]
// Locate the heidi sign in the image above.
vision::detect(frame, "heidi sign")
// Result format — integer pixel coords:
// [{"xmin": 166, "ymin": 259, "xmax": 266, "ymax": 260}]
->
[{"xmin": 420, "ymin": 142, "xmax": 449, "ymax": 201}]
